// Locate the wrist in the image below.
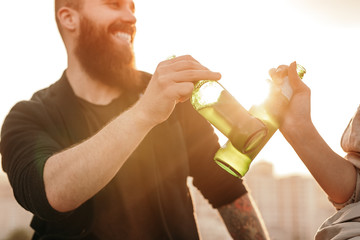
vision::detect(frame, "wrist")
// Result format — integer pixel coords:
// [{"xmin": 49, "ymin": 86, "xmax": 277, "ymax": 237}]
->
[
  {"xmin": 281, "ymin": 119, "xmax": 315, "ymax": 145},
  {"xmin": 129, "ymin": 100, "xmax": 159, "ymax": 130}
]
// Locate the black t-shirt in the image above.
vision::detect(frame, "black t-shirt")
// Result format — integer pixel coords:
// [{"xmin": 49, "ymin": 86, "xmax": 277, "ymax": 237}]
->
[{"xmin": 1, "ymin": 72, "xmax": 247, "ymax": 239}]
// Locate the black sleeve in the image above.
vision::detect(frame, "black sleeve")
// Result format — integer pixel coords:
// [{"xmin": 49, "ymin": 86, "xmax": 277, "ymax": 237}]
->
[
  {"xmin": 1, "ymin": 100, "xmax": 73, "ymax": 220},
  {"xmin": 178, "ymin": 101, "xmax": 247, "ymax": 208}
]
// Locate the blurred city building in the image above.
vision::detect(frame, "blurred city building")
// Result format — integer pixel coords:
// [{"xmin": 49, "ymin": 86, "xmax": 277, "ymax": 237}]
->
[
  {"xmin": 244, "ymin": 161, "xmax": 335, "ymax": 240},
  {"xmin": 0, "ymin": 175, "xmax": 33, "ymax": 240}
]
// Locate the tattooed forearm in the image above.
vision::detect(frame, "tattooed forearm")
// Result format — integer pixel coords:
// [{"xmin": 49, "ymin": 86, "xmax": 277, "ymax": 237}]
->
[{"xmin": 218, "ymin": 193, "xmax": 270, "ymax": 240}]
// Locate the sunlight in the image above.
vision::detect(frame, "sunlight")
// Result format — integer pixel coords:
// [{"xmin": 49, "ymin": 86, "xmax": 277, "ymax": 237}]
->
[
  {"xmin": 1, "ymin": 2, "xmax": 360, "ymax": 239},
  {"xmin": 1, "ymin": 0, "xmax": 360, "ymax": 178}
]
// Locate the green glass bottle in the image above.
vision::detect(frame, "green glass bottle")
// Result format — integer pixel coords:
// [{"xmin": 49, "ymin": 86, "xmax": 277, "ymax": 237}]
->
[
  {"xmin": 214, "ymin": 65, "xmax": 306, "ymax": 177},
  {"xmin": 191, "ymin": 80, "xmax": 268, "ymax": 154}
]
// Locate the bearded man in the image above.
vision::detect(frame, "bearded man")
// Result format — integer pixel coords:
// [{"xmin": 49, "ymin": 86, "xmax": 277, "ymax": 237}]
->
[{"xmin": 1, "ymin": 0, "xmax": 269, "ymax": 239}]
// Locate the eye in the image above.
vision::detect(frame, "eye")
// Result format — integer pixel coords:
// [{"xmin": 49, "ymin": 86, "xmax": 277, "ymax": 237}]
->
[{"xmin": 108, "ymin": 1, "xmax": 120, "ymax": 8}]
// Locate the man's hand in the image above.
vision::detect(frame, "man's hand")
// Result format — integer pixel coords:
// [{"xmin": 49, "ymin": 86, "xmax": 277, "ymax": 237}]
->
[{"xmin": 137, "ymin": 55, "xmax": 221, "ymax": 125}]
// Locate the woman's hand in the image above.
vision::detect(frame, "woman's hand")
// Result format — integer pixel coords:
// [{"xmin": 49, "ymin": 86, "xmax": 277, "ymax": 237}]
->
[{"xmin": 269, "ymin": 61, "xmax": 312, "ymax": 140}]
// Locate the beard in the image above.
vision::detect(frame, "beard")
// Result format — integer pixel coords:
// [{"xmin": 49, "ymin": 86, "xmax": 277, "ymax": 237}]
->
[{"xmin": 74, "ymin": 16, "xmax": 142, "ymax": 92}]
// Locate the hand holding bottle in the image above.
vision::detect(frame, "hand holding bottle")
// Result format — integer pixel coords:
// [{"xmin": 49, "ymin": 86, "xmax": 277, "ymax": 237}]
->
[
  {"xmin": 270, "ymin": 62, "xmax": 311, "ymax": 142},
  {"xmin": 273, "ymin": 63, "xmax": 358, "ymax": 206},
  {"xmin": 138, "ymin": 55, "xmax": 221, "ymax": 126},
  {"xmin": 213, "ymin": 62, "xmax": 306, "ymax": 177}
]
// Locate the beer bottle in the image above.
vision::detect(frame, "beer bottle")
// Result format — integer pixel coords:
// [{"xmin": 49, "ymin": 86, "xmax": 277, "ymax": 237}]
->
[
  {"xmin": 191, "ymin": 80, "xmax": 268, "ymax": 155},
  {"xmin": 214, "ymin": 64, "xmax": 306, "ymax": 177}
]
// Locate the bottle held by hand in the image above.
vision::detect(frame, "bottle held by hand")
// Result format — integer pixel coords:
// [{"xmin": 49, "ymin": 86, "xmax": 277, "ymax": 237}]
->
[
  {"xmin": 214, "ymin": 64, "xmax": 306, "ymax": 177},
  {"xmin": 191, "ymin": 80, "xmax": 268, "ymax": 155}
]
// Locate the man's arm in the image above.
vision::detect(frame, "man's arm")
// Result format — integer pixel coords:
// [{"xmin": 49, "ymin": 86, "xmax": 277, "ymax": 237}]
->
[
  {"xmin": 44, "ymin": 103, "xmax": 155, "ymax": 212},
  {"xmin": 44, "ymin": 55, "xmax": 221, "ymax": 213},
  {"xmin": 218, "ymin": 193, "xmax": 270, "ymax": 240}
]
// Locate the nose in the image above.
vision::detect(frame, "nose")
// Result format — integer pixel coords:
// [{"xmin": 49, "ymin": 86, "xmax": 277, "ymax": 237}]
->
[{"xmin": 121, "ymin": 7, "xmax": 137, "ymax": 24}]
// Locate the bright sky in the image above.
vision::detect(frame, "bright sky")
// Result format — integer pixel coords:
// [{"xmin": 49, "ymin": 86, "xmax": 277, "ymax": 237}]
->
[{"xmin": 1, "ymin": 0, "xmax": 360, "ymax": 177}]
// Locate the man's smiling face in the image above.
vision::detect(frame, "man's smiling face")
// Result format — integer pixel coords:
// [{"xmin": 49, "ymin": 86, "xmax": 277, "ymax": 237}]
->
[{"xmin": 74, "ymin": 0, "xmax": 141, "ymax": 90}]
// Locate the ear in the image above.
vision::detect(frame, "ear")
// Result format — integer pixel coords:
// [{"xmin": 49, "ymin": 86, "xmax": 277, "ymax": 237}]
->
[{"xmin": 57, "ymin": 7, "xmax": 80, "ymax": 32}]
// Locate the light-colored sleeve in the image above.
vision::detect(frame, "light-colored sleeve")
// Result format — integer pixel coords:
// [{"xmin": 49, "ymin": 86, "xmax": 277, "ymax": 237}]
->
[
  {"xmin": 329, "ymin": 105, "xmax": 360, "ymax": 209},
  {"xmin": 329, "ymin": 168, "xmax": 360, "ymax": 210},
  {"xmin": 341, "ymin": 105, "xmax": 360, "ymax": 169}
]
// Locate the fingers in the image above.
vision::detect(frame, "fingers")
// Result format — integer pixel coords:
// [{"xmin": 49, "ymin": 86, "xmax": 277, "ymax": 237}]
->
[
  {"xmin": 173, "ymin": 82, "xmax": 195, "ymax": 103},
  {"xmin": 288, "ymin": 61, "xmax": 308, "ymax": 92},
  {"xmin": 148, "ymin": 55, "xmax": 221, "ymax": 106},
  {"xmin": 171, "ymin": 70, "xmax": 221, "ymax": 83},
  {"xmin": 169, "ymin": 60, "xmax": 208, "ymax": 73},
  {"xmin": 268, "ymin": 68, "xmax": 277, "ymax": 77},
  {"xmin": 165, "ymin": 55, "xmax": 200, "ymax": 65},
  {"xmin": 269, "ymin": 65, "xmax": 289, "ymax": 84},
  {"xmin": 156, "ymin": 55, "xmax": 221, "ymax": 83},
  {"xmin": 161, "ymin": 55, "xmax": 203, "ymax": 71}
]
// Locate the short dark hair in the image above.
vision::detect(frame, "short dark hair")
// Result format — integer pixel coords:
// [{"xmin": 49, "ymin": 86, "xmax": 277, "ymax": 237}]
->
[{"xmin": 55, "ymin": 0, "xmax": 82, "ymax": 12}]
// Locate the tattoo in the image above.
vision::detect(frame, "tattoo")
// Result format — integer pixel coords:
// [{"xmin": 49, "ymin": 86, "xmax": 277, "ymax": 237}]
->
[{"xmin": 218, "ymin": 194, "xmax": 269, "ymax": 240}]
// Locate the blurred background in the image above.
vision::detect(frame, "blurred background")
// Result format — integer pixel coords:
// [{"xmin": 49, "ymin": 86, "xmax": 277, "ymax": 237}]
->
[{"xmin": 1, "ymin": 0, "xmax": 360, "ymax": 239}]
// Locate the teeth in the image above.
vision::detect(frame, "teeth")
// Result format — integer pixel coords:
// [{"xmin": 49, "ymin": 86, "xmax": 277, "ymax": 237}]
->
[{"xmin": 115, "ymin": 32, "xmax": 131, "ymax": 43}]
